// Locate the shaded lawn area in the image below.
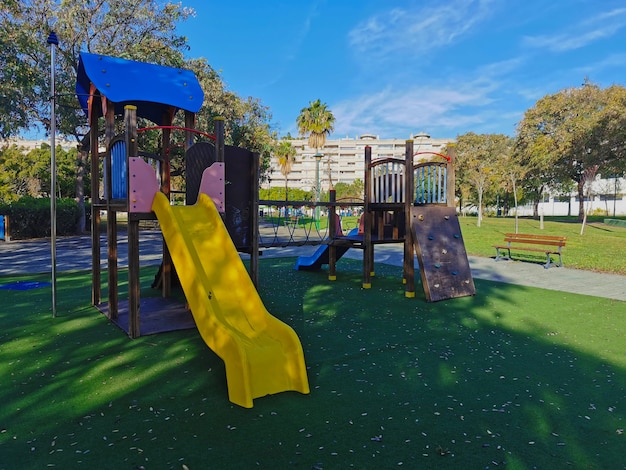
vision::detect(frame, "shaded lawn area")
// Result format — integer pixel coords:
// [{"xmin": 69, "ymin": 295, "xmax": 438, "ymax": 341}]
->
[{"xmin": 0, "ymin": 258, "xmax": 624, "ymax": 469}]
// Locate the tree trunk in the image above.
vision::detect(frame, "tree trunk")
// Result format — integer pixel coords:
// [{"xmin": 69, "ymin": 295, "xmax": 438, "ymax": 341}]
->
[
  {"xmin": 577, "ymin": 179, "xmax": 586, "ymax": 221},
  {"xmin": 285, "ymin": 176, "xmax": 288, "ymax": 202},
  {"xmin": 477, "ymin": 189, "xmax": 483, "ymax": 227},
  {"xmin": 513, "ymin": 179, "xmax": 519, "ymax": 234}
]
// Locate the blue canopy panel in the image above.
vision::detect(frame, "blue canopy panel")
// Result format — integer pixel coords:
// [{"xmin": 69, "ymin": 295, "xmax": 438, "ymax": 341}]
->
[{"xmin": 76, "ymin": 52, "xmax": 204, "ymax": 125}]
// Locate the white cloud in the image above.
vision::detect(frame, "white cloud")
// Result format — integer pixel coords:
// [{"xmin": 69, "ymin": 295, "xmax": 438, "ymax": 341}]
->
[
  {"xmin": 331, "ymin": 79, "xmax": 498, "ymax": 138},
  {"xmin": 524, "ymin": 7, "xmax": 626, "ymax": 52},
  {"xmin": 347, "ymin": 0, "xmax": 496, "ymax": 59},
  {"xmin": 573, "ymin": 53, "xmax": 626, "ymax": 75}
]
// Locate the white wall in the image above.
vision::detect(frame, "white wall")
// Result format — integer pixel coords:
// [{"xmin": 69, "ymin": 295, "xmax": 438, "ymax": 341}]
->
[{"xmin": 514, "ymin": 176, "xmax": 626, "ymax": 217}]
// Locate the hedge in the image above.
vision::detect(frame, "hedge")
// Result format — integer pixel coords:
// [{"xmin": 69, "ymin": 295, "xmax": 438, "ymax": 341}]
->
[{"xmin": 0, "ymin": 197, "xmax": 90, "ymax": 240}]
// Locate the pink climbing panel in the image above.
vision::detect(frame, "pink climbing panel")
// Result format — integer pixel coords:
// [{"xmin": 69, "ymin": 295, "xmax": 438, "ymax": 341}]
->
[
  {"xmin": 198, "ymin": 162, "xmax": 225, "ymax": 212},
  {"xmin": 129, "ymin": 158, "xmax": 160, "ymax": 213}
]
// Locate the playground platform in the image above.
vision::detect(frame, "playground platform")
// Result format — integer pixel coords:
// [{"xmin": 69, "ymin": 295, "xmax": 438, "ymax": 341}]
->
[{"xmin": 0, "ymin": 232, "xmax": 625, "ymax": 301}]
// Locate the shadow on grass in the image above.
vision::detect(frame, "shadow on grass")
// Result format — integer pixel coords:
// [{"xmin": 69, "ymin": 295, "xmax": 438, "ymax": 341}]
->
[{"xmin": 1, "ymin": 258, "xmax": 625, "ymax": 469}]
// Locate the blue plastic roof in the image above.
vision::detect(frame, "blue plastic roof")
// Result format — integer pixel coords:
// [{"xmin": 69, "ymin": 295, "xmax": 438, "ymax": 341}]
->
[{"xmin": 76, "ymin": 52, "xmax": 204, "ymax": 125}]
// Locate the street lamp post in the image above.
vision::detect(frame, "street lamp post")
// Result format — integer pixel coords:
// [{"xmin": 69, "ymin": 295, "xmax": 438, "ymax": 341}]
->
[{"xmin": 314, "ymin": 153, "xmax": 323, "ymax": 228}]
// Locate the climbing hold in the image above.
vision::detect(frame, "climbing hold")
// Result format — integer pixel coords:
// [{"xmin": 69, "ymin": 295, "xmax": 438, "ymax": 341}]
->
[
  {"xmin": 428, "ymin": 235, "xmax": 434, "ymax": 240},
  {"xmin": 444, "ymin": 215, "xmax": 449, "ymax": 220},
  {"xmin": 434, "ymin": 263, "xmax": 441, "ymax": 268},
  {"xmin": 453, "ymin": 234, "xmax": 460, "ymax": 239},
  {"xmin": 441, "ymin": 249, "xmax": 447, "ymax": 255},
  {"xmin": 418, "ymin": 214, "xmax": 424, "ymax": 221},
  {"xmin": 452, "ymin": 271, "xmax": 458, "ymax": 275}
]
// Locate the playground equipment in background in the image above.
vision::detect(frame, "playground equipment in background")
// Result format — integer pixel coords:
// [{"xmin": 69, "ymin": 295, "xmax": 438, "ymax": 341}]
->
[
  {"xmin": 297, "ymin": 141, "xmax": 475, "ymax": 302},
  {"xmin": 0, "ymin": 215, "xmax": 9, "ymax": 242},
  {"xmin": 294, "ymin": 216, "xmax": 356, "ymax": 270},
  {"xmin": 77, "ymin": 52, "xmax": 308, "ymax": 407}
]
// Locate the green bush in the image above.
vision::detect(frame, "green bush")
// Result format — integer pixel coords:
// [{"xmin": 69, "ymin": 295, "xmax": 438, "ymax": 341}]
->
[{"xmin": 0, "ymin": 196, "xmax": 87, "ymax": 239}]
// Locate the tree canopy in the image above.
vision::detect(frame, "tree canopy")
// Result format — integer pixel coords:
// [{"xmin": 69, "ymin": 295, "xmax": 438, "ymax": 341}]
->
[
  {"xmin": 1, "ymin": 0, "xmax": 195, "ymax": 142},
  {"xmin": 515, "ymin": 80, "xmax": 626, "ymax": 218},
  {"xmin": 455, "ymin": 133, "xmax": 513, "ymax": 225},
  {"xmin": 1, "ymin": 0, "xmax": 277, "ymax": 205},
  {"xmin": 1, "ymin": 1, "xmax": 275, "ymax": 159},
  {"xmin": 296, "ymin": 99, "xmax": 336, "ymax": 150}
]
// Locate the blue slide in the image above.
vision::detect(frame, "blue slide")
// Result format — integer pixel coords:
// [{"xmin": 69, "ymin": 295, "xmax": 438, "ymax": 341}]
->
[{"xmin": 294, "ymin": 228, "xmax": 359, "ymax": 271}]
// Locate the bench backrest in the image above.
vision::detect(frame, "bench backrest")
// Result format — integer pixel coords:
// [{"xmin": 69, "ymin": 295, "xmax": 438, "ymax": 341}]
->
[{"xmin": 504, "ymin": 233, "xmax": 566, "ymax": 247}]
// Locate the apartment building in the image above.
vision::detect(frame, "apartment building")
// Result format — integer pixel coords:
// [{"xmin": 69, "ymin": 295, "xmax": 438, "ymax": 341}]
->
[
  {"xmin": 3, "ymin": 138, "xmax": 77, "ymax": 151},
  {"xmin": 266, "ymin": 132, "xmax": 453, "ymax": 192}
]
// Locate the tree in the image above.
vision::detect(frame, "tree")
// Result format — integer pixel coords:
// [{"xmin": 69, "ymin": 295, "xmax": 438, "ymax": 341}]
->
[
  {"xmin": 579, "ymin": 165, "xmax": 598, "ymax": 235},
  {"xmin": 1, "ymin": 0, "xmax": 194, "ymax": 142},
  {"xmin": 275, "ymin": 140, "xmax": 297, "ymax": 201},
  {"xmin": 296, "ymin": 99, "xmax": 336, "ymax": 189},
  {"xmin": 2, "ymin": 1, "xmax": 277, "ymax": 230},
  {"xmin": 0, "ymin": 143, "xmax": 80, "ymax": 203},
  {"xmin": 0, "ymin": 2, "xmax": 40, "ymax": 139},
  {"xmin": 296, "ymin": 99, "xmax": 336, "ymax": 150},
  {"xmin": 515, "ymin": 80, "xmax": 626, "ymax": 220},
  {"xmin": 455, "ymin": 133, "xmax": 510, "ymax": 226},
  {"xmin": 1, "ymin": 0, "xmax": 195, "ymax": 232},
  {"xmin": 496, "ymin": 137, "xmax": 522, "ymax": 231},
  {"xmin": 187, "ymin": 57, "xmax": 276, "ymax": 178}
]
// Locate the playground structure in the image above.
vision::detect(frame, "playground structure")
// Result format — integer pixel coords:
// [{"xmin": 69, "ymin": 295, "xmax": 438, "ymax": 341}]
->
[
  {"xmin": 77, "ymin": 52, "xmax": 309, "ymax": 407},
  {"xmin": 0, "ymin": 215, "xmax": 8, "ymax": 242},
  {"xmin": 297, "ymin": 141, "xmax": 476, "ymax": 302}
]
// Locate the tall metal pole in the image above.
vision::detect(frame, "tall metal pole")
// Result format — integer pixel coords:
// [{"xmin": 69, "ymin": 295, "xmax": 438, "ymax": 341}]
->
[
  {"xmin": 48, "ymin": 31, "xmax": 58, "ymax": 317},
  {"xmin": 314, "ymin": 153, "xmax": 322, "ymax": 229}
]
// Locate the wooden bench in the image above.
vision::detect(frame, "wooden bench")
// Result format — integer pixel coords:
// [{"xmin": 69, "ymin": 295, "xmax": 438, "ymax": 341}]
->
[{"xmin": 494, "ymin": 233, "xmax": 566, "ymax": 269}]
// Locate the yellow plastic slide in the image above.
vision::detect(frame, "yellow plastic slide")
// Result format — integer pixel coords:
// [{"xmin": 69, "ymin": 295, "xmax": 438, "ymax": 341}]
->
[{"xmin": 152, "ymin": 192, "xmax": 310, "ymax": 408}]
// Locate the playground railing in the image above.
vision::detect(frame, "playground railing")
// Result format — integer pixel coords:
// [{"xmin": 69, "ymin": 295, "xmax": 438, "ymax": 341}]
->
[{"xmin": 258, "ymin": 199, "xmax": 363, "ymax": 248}]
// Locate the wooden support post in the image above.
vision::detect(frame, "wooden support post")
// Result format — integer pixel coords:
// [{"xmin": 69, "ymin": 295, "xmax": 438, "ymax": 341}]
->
[
  {"xmin": 160, "ymin": 113, "xmax": 173, "ymax": 298},
  {"xmin": 128, "ymin": 217, "xmax": 140, "ymax": 338},
  {"xmin": 404, "ymin": 140, "xmax": 415, "ymax": 298},
  {"xmin": 184, "ymin": 111, "xmax": 196, "ymax": 151},
  {"xmin": 104, "ymin": 101, "xmax": 118, "ymax": 320},
  {"xmin": 125, "ymin": 105, "xmax": 140, "ymax": 338},
  {"xmin": 363, "ymin": 146, "xmax": 372, "ymax": 289},
  {"xmin": 214, "ymin": 117, "xmax": 225, "ymax": 163},
  {"xmin": 250, "ymin": 152, "xmax": 260, "ymax": 287},
  {"xmin": 90, "ymin": 100, "xmax": 101, "ymax": 306},
  {"xmin": 328, "ymin": 190, "xmax": 337, "ymax": 281},
  {"xmin": 446, "ymin": 144, "xmax": 456, "ymax": 208}
]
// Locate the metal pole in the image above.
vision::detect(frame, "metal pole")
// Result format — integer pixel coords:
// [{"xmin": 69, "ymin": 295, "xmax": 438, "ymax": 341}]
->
[
  {"xmin": 48, "ymin": 31, "xmax": 58, "ymax": 318},
  {"xmin": 315, "ymin": 154, "xmax": 322, "ymax": 229}
]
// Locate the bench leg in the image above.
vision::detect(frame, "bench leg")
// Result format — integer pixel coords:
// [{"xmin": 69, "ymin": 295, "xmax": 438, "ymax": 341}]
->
[
  {"xmin": 495, "ymin": 247, "xmax": 510, "ymax": 262},
  {"xmin": 544, "ymin": 252, "xmax": 563, "ymax": 269}
]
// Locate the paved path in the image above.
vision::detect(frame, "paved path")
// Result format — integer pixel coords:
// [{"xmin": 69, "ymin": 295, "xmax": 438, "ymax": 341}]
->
[{"xmin": 1, "ymin": 234, "xmax": 624, "ymax": 301}]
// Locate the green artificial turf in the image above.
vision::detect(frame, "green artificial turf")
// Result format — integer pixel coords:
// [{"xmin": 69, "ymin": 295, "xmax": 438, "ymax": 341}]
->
[{"xmin": 1, "ymin": 259, "xmax": 625, "ymax": 469}]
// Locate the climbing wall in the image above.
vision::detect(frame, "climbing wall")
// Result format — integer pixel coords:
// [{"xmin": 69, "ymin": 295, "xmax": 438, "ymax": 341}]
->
[{"xmin": 410, "ymin": 206, "xmax": 475, "ymax": 302}]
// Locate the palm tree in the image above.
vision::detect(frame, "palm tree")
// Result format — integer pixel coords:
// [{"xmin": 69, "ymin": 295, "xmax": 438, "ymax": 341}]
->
[
  {"xmin": 296, "ymin": 100, "xmax": 336, "ymax": 189},
  {"xmin": 275, "ymin": 140, "xmax": 297, "ymax": 201},
  {"xmin": 296, "ymin": 99, "xmax": 336, "ymax": 150}
]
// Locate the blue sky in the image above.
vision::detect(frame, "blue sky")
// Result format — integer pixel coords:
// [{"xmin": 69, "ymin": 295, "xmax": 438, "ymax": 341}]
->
[{"xmin": 177, "ymin": 0, "xmax": 626, "ymax": 141}]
